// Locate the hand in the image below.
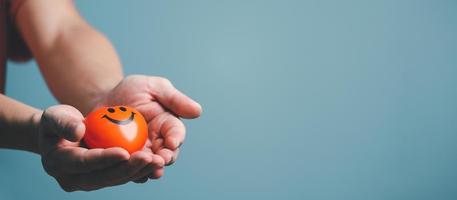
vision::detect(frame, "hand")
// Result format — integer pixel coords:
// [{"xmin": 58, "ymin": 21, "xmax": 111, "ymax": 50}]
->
[
  {"xmin": 38, "ymin": 105, "xmax": 165, "ymax": 191},
  {"xmin": 95, "ymin": 75, "xmax": 202, "ymax": 183}
]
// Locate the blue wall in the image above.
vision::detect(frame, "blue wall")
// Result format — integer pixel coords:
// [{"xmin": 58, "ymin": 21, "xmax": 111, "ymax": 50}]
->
[{"xmin": 1, "ymin": 0, "xmax": 457, "ymax": 199}]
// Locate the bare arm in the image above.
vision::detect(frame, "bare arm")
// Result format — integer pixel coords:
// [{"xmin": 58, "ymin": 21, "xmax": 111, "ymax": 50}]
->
[
  {"xmin": 0, "ymin": 94, "xmax": 41, "ymax": 153},
  {"xmin": 1, "ymin": 0, "xmax": 201, "ymax": 190},
  {"xmin": 15, "ymin": 0, "xmax": 123, "ymax": 114}
]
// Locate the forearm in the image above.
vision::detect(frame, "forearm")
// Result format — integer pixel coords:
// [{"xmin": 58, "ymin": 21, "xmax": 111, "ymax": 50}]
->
[
  {"xmin": 0, "ymin": 94, "xmax": 42, "ymax": 154},
  {"xmin": 32, "ymin": 24, "xmax": 123, "ymax": 115},
  {"xmin": 15, "ymin": 0, "xmax": 123, "ymax": 115}
]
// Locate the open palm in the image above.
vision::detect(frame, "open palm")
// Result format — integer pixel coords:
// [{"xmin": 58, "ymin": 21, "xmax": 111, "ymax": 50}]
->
[
  {"xmin": 94, "ymin": 75, "xmax": 202, "ymax": 182},
  {"xmin": 39, "ymin": 105, "xmax": 166, "ymax": 191}
]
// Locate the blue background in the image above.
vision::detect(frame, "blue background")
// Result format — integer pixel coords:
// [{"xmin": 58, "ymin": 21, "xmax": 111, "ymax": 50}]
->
[{"xmin": 1, "ymin": 0, "xmax": 457, "ymax": 199}]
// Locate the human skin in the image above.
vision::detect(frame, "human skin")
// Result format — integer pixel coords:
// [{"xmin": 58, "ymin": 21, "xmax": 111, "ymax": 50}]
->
[{"xmin": 0, "ymin": 0, "xmax": 202, "ymax": 191}]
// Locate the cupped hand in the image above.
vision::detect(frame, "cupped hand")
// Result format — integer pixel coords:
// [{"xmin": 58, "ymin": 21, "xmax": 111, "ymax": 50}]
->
[
  {"xmin": 38, "ymin": 105, "xmax": 165, "ymax": 191},
  {"xmin": 95, "ymin": 75, "xmax": 202, "ymax": 182}
]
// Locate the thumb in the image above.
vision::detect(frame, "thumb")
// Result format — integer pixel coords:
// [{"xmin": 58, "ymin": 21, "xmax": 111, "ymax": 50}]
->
[
  {"xmin": 149, "ymin": 77, "xmax": 202, "ymax": 119},
  {"xmin": 40, "ymin": 105, "xmax": 85, "ymax": 142}
]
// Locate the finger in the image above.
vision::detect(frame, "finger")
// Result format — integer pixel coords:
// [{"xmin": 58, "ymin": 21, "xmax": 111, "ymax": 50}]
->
[
  {"xmin": 148, "ymin": 167, "xmax": 164, "ymax": 179},
  {"xmin": 130, "ymin": 155, "xmax": 165, "ymax": 183},
  {"xmin": 151, "ymin": 112, "xmax": 186, "ymax": 150},
  {"xmin": 142, "ymin": 140, "xmax": 154, "ymax": 153},
  {"xmin": 156, "ymin": 148, "xmax": 174, "ymax": 165},
  {"xmin": 163, "ymin": 120, "xmax": 185, "ymax": 150},
  {"xmin": 133, "ymin": 177, "xmax": 148, "ymax": 184},
  {"xmin": 72, "ymin": 152, "xmax": 149, "ymax": 191},
  {"xmin": 147, "ymin": 121, "xmax": 161, "ymax": 144},
  {"xmin": 73, "ymin": 151, "xmax": 164, "ymax": 191},
  {"xmin": 167, "ymin": 148, "xmax": 180, "ymax": 166},
  {"xmin": 40, "ymin": 105, "xmax": 85, "ymax": 142},
  {"xmin": 150, "ymin": 137, "xmax": 164, "ymax": 153},
  {"xmin": 148, "ymin": 77, "xmax": 202, "ymax": 119},
  {"xmin": 44, "ymin": 147, "xmax": 130, "ymax": 174},
  {"xmin": 135, "ymin": 102, "xmax": 166, "ymax": 122}
]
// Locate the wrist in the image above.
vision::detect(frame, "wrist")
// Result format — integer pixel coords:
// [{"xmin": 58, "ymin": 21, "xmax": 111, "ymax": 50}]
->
[
  {"xmin": 83, "ymin": 77, "xmax": 121, "ymax": 115},
  {"xmin": 27, "ymin": 110, "xmax": 43, "ymax": 154}
]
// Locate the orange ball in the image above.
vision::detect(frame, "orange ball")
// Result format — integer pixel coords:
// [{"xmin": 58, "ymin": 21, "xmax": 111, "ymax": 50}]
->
[{"xmin": 83, "ymin": 106, "xmax": 148, "ymax": 154}]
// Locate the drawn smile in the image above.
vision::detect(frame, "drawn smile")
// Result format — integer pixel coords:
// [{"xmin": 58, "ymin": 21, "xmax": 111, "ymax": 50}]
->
[{"xmin": 102, "ymin": 112, "xmax": 136, "ymax": 125}]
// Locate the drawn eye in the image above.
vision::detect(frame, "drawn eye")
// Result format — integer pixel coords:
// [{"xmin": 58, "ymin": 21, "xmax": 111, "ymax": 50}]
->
[
  {"xmin": 107, "ymin": 108, "xmax": 115, "ymax": 113},
  {"xmin": 119, "ymin": 107, "xmax": 127, "ymax": 112}
]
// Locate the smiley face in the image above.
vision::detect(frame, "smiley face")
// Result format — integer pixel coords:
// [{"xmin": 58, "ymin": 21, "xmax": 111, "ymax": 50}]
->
[
  {"xmin": 83, "ymin": 106, "xmax": 148, "ymax": 154},
  {"xmin": 102, "ymin": 106, "xmax": 136, "ymax": 125}
]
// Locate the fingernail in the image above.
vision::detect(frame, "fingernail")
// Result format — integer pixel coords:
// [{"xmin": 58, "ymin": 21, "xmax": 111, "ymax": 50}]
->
[
  {"xmin": 196, "ymin": 102, "xmax": 203, "ymax": 114},
  {"xmin": 76, "ymin": 123, "xmax": 85, "ymax": 134},
  {"xmin": 67, "ymin": 123, "xmax": 85, "ymax": 141}
]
